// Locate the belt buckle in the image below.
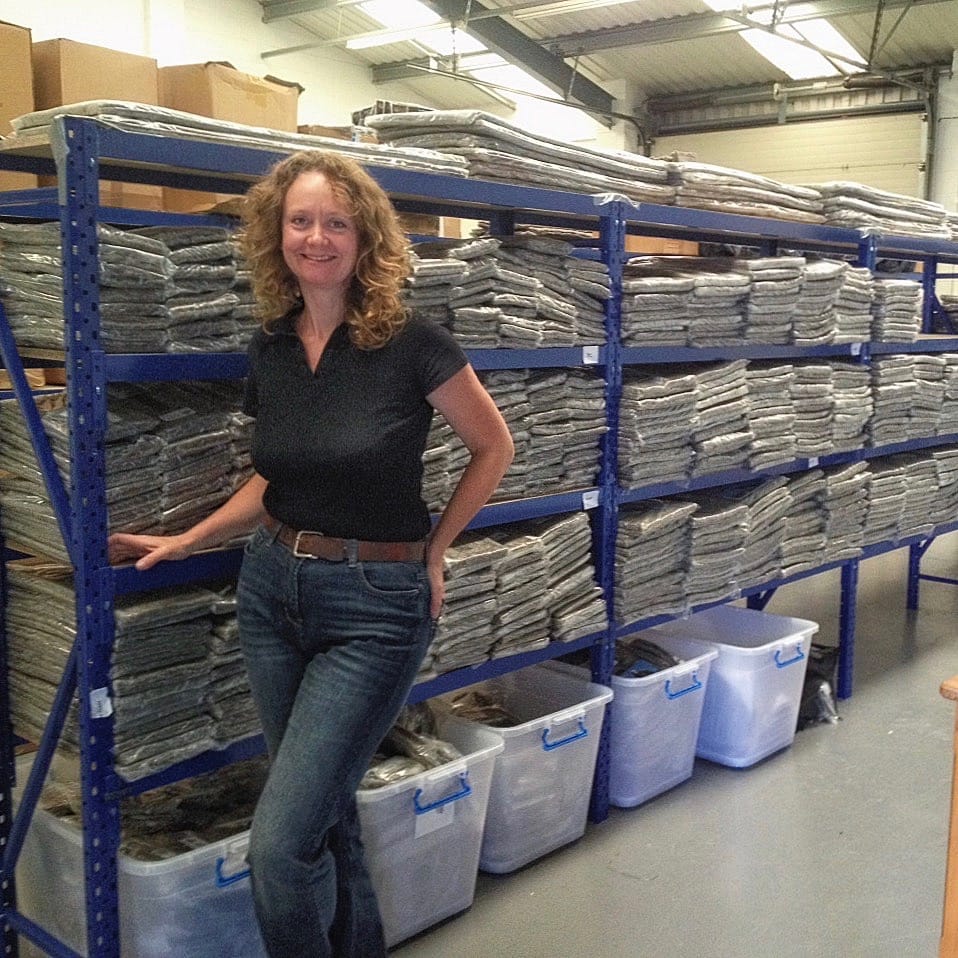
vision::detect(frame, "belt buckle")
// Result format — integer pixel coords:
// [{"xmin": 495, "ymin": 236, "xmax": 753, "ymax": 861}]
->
[{"xmin": 292, "ymin": 530, "xmax": 319, "ymax": 559}]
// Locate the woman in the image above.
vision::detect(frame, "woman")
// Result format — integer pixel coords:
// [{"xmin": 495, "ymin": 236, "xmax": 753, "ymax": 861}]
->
[{"xmin": 109, "ymin": 150, "xmax": 514, "ymax": 957}]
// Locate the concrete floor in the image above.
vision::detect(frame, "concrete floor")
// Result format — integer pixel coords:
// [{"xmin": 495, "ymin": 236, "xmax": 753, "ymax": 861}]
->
[{"xmin": 393, "ymin": 539, "xmax": 958, "ymax": 958}]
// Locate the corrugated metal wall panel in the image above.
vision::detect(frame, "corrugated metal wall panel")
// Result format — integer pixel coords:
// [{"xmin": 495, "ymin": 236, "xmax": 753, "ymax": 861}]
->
[{"xmin": 652, "ymin": 113, "xmax": 927, "ymax": 196}]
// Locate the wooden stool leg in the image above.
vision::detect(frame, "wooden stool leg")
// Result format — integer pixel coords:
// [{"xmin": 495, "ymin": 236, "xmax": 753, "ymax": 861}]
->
[{"xmin": 942, "ymin": 696, "xmax": 958, "ymax": 957}]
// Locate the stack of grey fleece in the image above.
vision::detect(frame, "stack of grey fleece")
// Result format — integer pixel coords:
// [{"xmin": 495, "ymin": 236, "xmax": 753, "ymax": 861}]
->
[
  {"xmin": 790, "ymin": 363, "xmax": 835, "ymax": 456},
  {"xmin": 778, "ymin": 469, "xmax": 827, "ymax": 577},
  {"xmin": 131, "ymin": 226, "xmax": 243, "ymax": 352},
  {"xmin": 407, "ymin": 235, "xmax": 607, "ymax": 346},
  {"xmin": 424, "ymin": 535, "xmax": 504, "ymax": 676},
  {"xmin": 689, "ymin": 360, "xmax": 751, "ymax": 476},
  {"xmin": 4, "ymin": 566, "xmax": 233, "ymax": 781},
  {"xmin": 422, "ymin": 513, "xmax": 606, "ymax": 676},
  {"xmin": 833, "ymin": 266, "xmax": 874, "ymax": 343},
  {"xmin": 619, "ymin": 271, "xmax": 693, "ymax": 346},
  {"xmin": 722, "ymin": 476, "xmax": 793, "ymax": 587},
  {"xmin": 931, "ymin": 447, "xmax": 958, "ymax": 527},
  {"xmin": 746, "ymin": 363, "xmax": 797, "ymax": 470},
  {"xmin": 791, "ymin": 260, "xmax": 846, "ymax": 345},
  {"xmin": 870, "ymin": 279, "xmax": 923, "ymax": 342},
  {"xmin": 366, "ymin": 108, "xmax": 676, "ymax": 205},
  {"xmin": 680, "ymin": 491, "xmax": 748, "ymax": 606},
  {"xmin": 812, "ymin": 181, "xmax": 950, "ymax": 239},
  {"xmin": 938, "ymin": 355, "xmax": 958, "ymax": 436},
  {"xmin": 687, "ymin": 267, "xmax": 751, "ymax": 346},
  {"xmin": 868, "ymin": 356, "xmax": 918, "ymax": 447},
  {"xmin": 896, "ymin": 453, "xmax": 940, "ymax": 539},
  {"xmin": 861, "ymin": 458, "xmax": 906, "ymax": 546},
  {"xmin": 830, "ymin": 361, "xmax": 873, "ymax": 453},
  {"xmin": 822, "ymin": 462, "xmax": 869, "ymax": 561},
  {"xmin": 0, "ymin": 222, "xmax": 253, "ymax": 353},
  {"xmin": 615, "ymin": 499, "xmax": 698, "ymax": 623},
  {"xmin": 522, "ymin": 512, "xmax": 607, "ymax": 643},
  {"xmin": 668, "ymin": 161, "xmax": 825, "ymax": 223},
  {"xmin": 618, "ymin": 369, "xmax": 697, "ymax": 487},
  {"xmin": 484, "ymin": 531, "xmax": 551, "ymax": 659},
  {"xmin": 911, "ymin": 355, "xmax": 947, "ymax": 439},
  {"xmin": 737, "ymin": 256, "xmax": 806, "ymax": 344}
]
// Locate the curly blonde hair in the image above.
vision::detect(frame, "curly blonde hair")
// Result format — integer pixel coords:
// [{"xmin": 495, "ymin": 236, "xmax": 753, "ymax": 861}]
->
[{"xmin": 239, "ymin": 150, "xmax": 410, "ymax": 349}]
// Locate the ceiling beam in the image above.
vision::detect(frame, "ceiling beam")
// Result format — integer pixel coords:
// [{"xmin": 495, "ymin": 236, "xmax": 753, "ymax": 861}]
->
[
  {"xmin": 260, "ymin": 0, "xmax": 346, "ymax": 21},
  {"xmin": 546, "ymin": 0, "xmax": 950, "ymax": 57},
  {"xmin": 417, "ymin": 0, "xmax": 615, "ymax": 118}
]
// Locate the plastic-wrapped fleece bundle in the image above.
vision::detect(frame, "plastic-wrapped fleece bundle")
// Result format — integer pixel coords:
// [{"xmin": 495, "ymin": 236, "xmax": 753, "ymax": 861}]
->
[
  {"xmin": 746, "ymin": 362, "xmax": 797, "ymax": 470},
  {"xmin": 937, "ymin": 354, "xmax": 958, "ymax": 435},
  {"xmin": 618, "ymin": 370, "xmax": 696, "ymax": 487},
  {"xmin": 737, "ymin": 256, "xmax": 805, "ymax": 345},
  {"xmin": 822, "ymin": 461, "xmax": 869, "ymax": 561},
  {"xmin": 689, "ymin": 359, "xmax": 751, "ymax": 476},
  {"xmin": 425, "ymin": 534, "xmax": 505, "ymax": 676},
  {"xmin": 862, "ymin": 458, "xmax": 907, "ymax": 546},
  {"xmin": 871, "ymin": 278, "xmax": 923, "ymax": 342},
  {"xmin": 615, "ymin": 499, "xmax": 697, "ymax": 623},
  {"xmin": 911, "ymin": 355, "xmax": 947, "ymax": 440},
  {"xmin": 779, "ymin": 469, "xmax": 827, "ymax": 577},
  {"xmin": 719, "ymin": 477, "xmax": 793, "ymax": 588},
  {"xmin": 790, "ymin": 363, "xmax": 835, "ymax": 457},
  {"xmin": 4, "ymin": 563, "xmax": 225, "ymax": 780},
  {"xmin": 521, "ymin": 512, "xmax": 606, "ymax": 643},
  {"xmin": 679, "ymin": 491, "xmax": 748, "ymax": 606},
  {"xmin": 931, "ymin": 447, "xmax": 958, "ymax": 527},
  {"xmin": 830, "ymin": 361, "xmax": 873, "ymax": 453},
  {"xmin": 894, "ymin": 453, "xmax": 939, "ymax": 540},
  {"xmin": 868, "ymin": 356, "xmax": 917, "ymax": 447}
]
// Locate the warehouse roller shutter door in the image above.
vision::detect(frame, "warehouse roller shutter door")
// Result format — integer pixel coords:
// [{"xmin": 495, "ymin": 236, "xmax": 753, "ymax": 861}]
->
[{"xmin": 652, "ymin": 113, "xmax": 926, "ymax": 197}]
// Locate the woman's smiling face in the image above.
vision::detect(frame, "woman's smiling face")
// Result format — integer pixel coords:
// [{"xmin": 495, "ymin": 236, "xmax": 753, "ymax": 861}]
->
[{"xmin": 281, "ymin": 171, "xmax": 360, "ymax": 294}]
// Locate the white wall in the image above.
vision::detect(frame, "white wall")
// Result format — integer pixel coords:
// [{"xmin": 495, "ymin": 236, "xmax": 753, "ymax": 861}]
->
[{"xmin": 0, "ymin": 0, "xmax": 405, "ymax": 126}]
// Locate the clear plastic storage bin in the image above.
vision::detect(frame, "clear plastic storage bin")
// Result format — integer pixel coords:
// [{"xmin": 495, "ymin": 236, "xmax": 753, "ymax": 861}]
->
[
  {"xmin": 16, "ymin": 810, "xmax": 265, "ymax": 958},
  {"xmin": 550, "ymin": 644, "xmax": 718, "ymax": 807},
  {"xmin": 643, "ymin": 605, "xmax": 819, "ymax": 768},
  {"xmin": 440, "ymin": 663, "xmax": 613, "ymax": 874},
  {"xmin": 357, "ymin": 721, "xmax": 503, "ymax": 948}
]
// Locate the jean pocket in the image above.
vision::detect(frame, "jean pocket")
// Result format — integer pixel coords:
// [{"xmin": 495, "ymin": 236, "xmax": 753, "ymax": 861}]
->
[
  {"xmin": 354, "ymin": 561, "xmax": 426, "ymax": 600},
  {"xmin": 243, "ymin": 524, "xmax": 271, "ymax": 557}
]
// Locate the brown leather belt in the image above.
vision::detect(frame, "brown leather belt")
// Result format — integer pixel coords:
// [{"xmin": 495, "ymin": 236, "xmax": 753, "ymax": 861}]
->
[{"xmin": 264, "ymin": 516, "xmax": 426, "ymax": 563}]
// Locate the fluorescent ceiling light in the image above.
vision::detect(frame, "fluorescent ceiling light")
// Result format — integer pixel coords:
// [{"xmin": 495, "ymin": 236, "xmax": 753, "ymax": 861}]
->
[
  {"xmin": 351, "ymin": 0, "xmax": 485, "ymax": 53},
  {"xmin": 703, "ymin": 1, "xmax": 865, "ymax": 79},
  {"xmin": 510, "ymin": 0, "xmax": 641, "ymax": 19}
]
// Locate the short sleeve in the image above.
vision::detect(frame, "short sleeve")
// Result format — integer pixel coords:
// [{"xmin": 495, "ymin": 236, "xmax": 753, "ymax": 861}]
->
[{"xmin": 413, "ymin": 319, "xmax": 468, "ymax": 396}]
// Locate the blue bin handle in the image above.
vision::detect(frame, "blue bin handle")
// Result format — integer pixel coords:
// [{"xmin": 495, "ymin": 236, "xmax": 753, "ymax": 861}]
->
[
  {"xmin": 664, "ymin": 672, "xmax": 703, "ymax": 699},
  {"xmin": 541, "ymin": 717, "xmax": 588, "ymax": 751},
  {"xmin": 215, "ymin": 857, "xmax": 251, "ymax": 888},
  {"xmin": 774, "ymin": 645, "xmax": 806, "ymax": 669},
  {"xmin": 413, "ymin": 772, "xmax": 471, "ymax": 815}
]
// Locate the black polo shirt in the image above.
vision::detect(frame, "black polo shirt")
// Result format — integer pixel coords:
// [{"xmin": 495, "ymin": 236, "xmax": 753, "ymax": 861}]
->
[{"xmin": 244, "ymin": 313, "xmax": 467, "ymax": 541}]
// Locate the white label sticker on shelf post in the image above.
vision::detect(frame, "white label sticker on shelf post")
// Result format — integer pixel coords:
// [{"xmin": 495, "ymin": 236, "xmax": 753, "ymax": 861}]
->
[
  {"xmin": 89, "ymin": 687, "xmax": 113, "ymax": 718},
  {"xmin": 582, "ymin": 346, "xmax": 600, "ymax": 364},
  {"xmin": 582, "ymin": 490, "xmax": 600, "ymax": 509}
]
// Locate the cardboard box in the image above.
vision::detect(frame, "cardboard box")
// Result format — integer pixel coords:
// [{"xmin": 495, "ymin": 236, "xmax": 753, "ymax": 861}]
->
[
  {"xmin": 625, "ymin": 235, "xmax": 699, "ymax": 256},
  {"xmin": 160, "ymin": 62, "xmax": 302, "ymax": 213},
  {"xmin": 32, "ymin": 38, "xmax": 161, "ymax": 210},
  {"xmin": 297, "ymin": 123, "xmax": 377, "ymax": 143},
  {"xmin": 0, "ymin": 20, "xmax": 37, "ymax": 194}
]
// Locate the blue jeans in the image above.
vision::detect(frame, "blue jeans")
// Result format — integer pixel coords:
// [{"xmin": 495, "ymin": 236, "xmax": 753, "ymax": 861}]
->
[{"xmin": 236, "ymin": 524, "xmax": 434, "ymax": 958}]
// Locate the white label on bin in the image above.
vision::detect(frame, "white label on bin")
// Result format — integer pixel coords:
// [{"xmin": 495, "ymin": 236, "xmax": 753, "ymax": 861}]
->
[
  {"xmin": 89, "ymin": 687, "xmax": 113, "ymax": 718},
  {"xmin": 414, "ymin": 801, "xmax": 455, "ymax": 838}
]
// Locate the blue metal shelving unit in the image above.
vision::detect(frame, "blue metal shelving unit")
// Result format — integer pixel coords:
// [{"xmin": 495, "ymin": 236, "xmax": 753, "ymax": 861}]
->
[{"xmin": 2, "ymin": 114, "xmax": 958, "ymax": 955}]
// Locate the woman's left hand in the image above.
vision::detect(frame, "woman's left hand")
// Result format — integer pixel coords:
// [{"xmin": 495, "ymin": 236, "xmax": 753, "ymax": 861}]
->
[{"xmin": 426, "ymin": 556, "xmax": 445, "ymax": 621}]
